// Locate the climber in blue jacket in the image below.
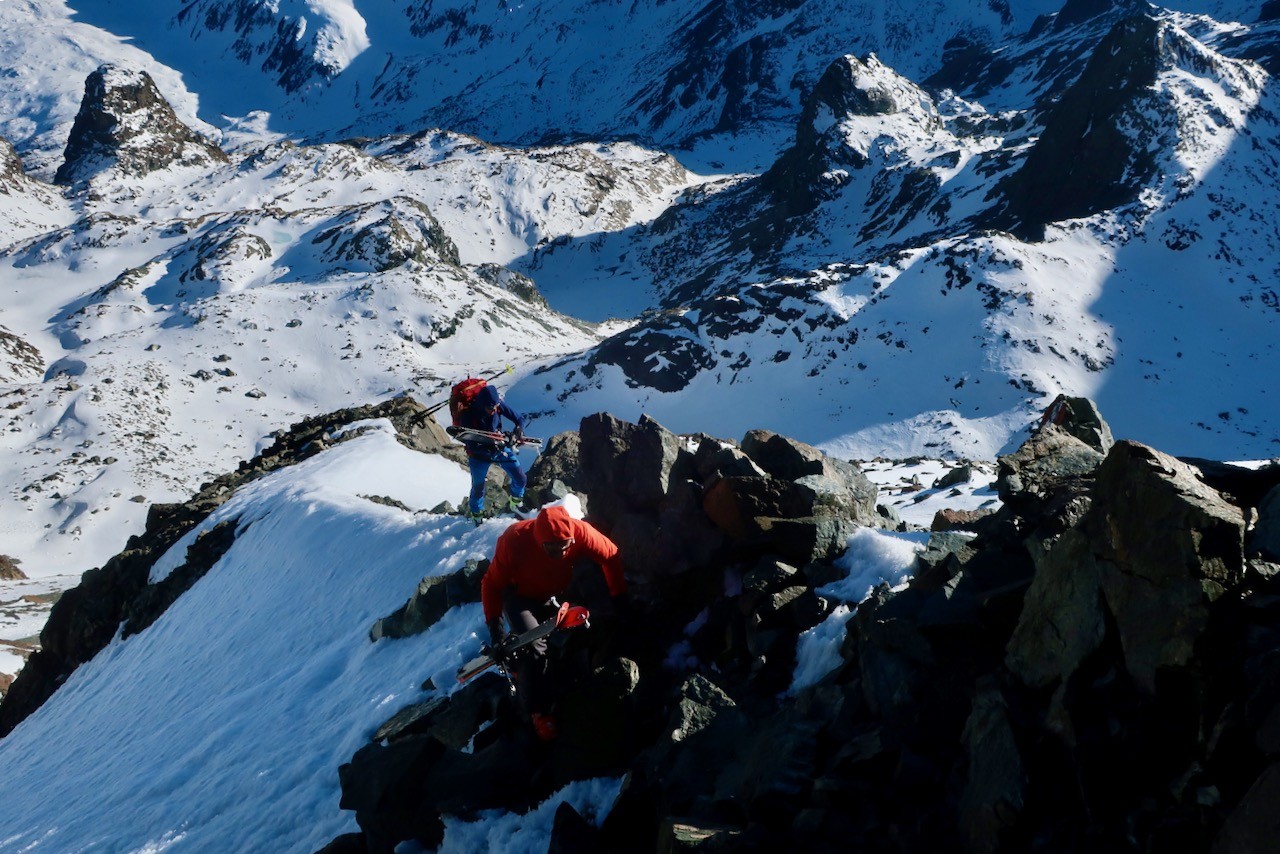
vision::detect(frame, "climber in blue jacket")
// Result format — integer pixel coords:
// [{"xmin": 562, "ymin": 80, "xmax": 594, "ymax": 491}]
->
[{"xmin": 453, "ymin": 383, "xmax": 527, "ymax": 520}]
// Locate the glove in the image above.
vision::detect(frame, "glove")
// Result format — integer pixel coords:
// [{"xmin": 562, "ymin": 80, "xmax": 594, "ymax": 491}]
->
[{"xmin": 506, "ymin": 426, "xmax": 523, "ymax": 448}]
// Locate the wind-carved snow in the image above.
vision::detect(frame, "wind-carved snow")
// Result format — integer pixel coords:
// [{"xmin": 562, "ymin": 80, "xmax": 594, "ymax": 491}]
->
[{"xmin": 0, "ymin": 428, "xmax": 625, "ymax": 852}]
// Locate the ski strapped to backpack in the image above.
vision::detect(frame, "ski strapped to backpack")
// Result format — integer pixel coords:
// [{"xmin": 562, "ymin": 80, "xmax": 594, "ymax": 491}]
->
[
  {"xmin": 445, "ymin": 425, "xmax": 542, "ymax": 448},
  {"xmin": 456, "ymin": 600, "xmax": 591, "ymax": 684},
  {"xmin": 412, "ymin": 365, "xmax": 514, "ymax": 425}
]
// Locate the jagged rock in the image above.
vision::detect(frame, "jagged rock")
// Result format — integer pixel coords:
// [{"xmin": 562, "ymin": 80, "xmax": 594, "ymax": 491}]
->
[
  {"xmin": 740, "ymin": 429, "xmax": 833, "ymax": 480},
  {"xmin": 122, "ymin": 519, "xmax": 240, "ymax": 639},
  {"xmin": 555, "ymin": 657, "xmax": 642, "ymax": 778},
  {"xmin": 578, "ymin": 413, "xmax": 684, "ymax": 526},
  {"xmin": 995, "ymin": 426, "xmax": 1104, "ymax": 508},
  {"xmin": 958, "ymin": 679, "xmax": 1025, "ymax": 853},
  {"xmin": 1093, "ymin": 443, "xmax": 1246, "ymax": 693},
  {"xmin": 1253, "ymin": 485, "xmax": 1280, "ymax": 561},
  {"xmin": 1037, "ymin": 395, "xmax": 1114, "ymax": 454},
  {"xmin": 0, "ymin": 324, "xmax": 43, "ymax": 384},
  {"xmin": 369, "ymin": 558, "xmax": 485, "ymax": 644},
  {"xmin": 1008, "ymin": 442, "xmax": 1247, "ymax": 697},
  {"xmin": 548, "ymin": 801, "xmax": 600, "ymax": 853},
  {"xmin": 373, "ymin": 673, "xmax": 506, "ymax": 749},
  {"xmin": 0, "ymin": 554, "xmax": 25, "ymax": 581},
  {"xmin": 55, "ymin": 64, "xmax": 227, "ymax": 186},
  {"xmin": 1004, "ymin": 527, "xmax": 1106, "ymax": 692},
  {"xmin": 931, "ymin": 507, "xmax": 995, "ymax": 532},
  {"xmin": 642, "ymin": 675, "xmax": 748, "ymax": 813},
  {"xmin": 691, "ymin": 436, "xmax": 766, "ymax": 481},
  {"xmin": 525, "ymin": 430, "xmax": 589, "ymax": 510},
  {"xmin": 756, "ymin": 516, "xmax": 861, "ymax": 565}
]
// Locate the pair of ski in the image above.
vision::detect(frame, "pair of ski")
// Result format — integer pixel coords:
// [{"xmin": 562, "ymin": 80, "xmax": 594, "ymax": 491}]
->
[
  {"xmin": 456, "ymin": 600, "xmax": 591, "ymax": 684},
  {"xmin": 445, "ymin": 425, "xmax": 543, "ymax": 448}
]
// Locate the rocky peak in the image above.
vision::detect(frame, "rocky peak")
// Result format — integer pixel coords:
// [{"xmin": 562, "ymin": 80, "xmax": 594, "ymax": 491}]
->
[
  {"xmin": 795, "ymin": 54, "xmax": 938, "ymax": 167},
  {"xmin": 54, "ymin": 64, "xmax": 227, "ymax": 187},
  {"xmin": 760, "ymin": 53, "xmax": 941, "ymax": 221}
]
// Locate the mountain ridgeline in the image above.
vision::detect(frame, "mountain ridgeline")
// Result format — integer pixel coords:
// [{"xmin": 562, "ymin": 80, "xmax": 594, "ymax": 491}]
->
[{"xmin": 3, "ymin": 394, "xmax": 1280, "ymax": 851}]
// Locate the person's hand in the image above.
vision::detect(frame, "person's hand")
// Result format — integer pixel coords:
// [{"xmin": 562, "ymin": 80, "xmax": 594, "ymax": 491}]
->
[
  {"xmin": 487, "ymin": 618, "xmax": 506, "ymax": 649},
  {"xmin": 506, "ymin": 426, "xmax": 523, "ymax": 448}
]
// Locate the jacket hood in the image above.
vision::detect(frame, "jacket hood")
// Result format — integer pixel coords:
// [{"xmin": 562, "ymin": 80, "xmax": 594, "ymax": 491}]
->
[
  {"xmin": 533, "ymin": 506, "xmax": 575, "ymax": 544},
  {"xmin": 474, "ymin": 384, "xmax": 501, "ymax": 410}
]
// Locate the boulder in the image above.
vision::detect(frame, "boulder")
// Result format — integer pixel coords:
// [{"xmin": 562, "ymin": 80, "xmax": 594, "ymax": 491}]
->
[
  {"xmin": 996, "ymin": 426, "xmax": 1104, "ymax": 508},
  {"xmin": 643, "ymin": 675, "xmax": 749, "ymax": 812},
  {"xmin": 691, "ymin": 436, "xmax": 766, "ymax": 481},
  {"xmin": 1005, "ymin": 528, "xmax": 1107, "ymax": 691},
  {"xmin": 578, "ymin": 413, "xmax": 684, "ymax": 527},
  {"xmin": 369, "ymin": 560, "xmax": 484, "ymax": 641},
  {"xmin": 523, "ymin": 430, "xmax": 589, "ymax": 510},
  {"xmin": 958, "ymin": 680, "xmax": 1026, "ymax": 853},
  {"xmin": 931, "ymin": 508, "xmax": 995, "ymax": 532},
  {"xmin": 1008, "ymin": 442, "xmax": 1247, "ymax": 697},
  {"xmin": 1093, "ymin": 443, "xmax": 1246, "ymax": 694},
  {"xmin": 933, "ymin": 464, "xmax": 975, "ymax": 489},
  {"xmin": 1254, "ymin": 485, "xmax": 1280, "ymax": 562},
  {"xmin": 1034, "ymin": 395, "xmax": 1114, "ymax": 454}
]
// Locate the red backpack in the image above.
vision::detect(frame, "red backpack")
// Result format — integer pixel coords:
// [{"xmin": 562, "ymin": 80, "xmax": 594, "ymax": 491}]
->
[{"xmin": 449, "ymin": 378, "xmax": 487, "ymax": 426}]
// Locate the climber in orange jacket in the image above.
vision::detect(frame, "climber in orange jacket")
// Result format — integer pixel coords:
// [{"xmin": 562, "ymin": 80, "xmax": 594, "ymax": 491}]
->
[{"xmin": 480, "ymin": 504, "xmax": 627, "ymax": 740}]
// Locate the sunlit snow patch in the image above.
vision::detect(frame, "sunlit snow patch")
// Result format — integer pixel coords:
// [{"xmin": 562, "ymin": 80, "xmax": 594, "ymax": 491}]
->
[{"xmin": 789, "ymin": 528, "xmax": 926, "ymax": 694}]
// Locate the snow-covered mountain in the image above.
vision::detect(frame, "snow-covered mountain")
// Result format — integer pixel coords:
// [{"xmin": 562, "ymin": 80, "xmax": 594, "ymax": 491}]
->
[{"xmin": 1, "ymin": 0, "xmax": 1279, "ymax": 730}]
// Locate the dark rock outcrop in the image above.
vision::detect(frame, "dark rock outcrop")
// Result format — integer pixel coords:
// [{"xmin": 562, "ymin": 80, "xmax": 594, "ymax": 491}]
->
[
  {"xmin": 994, "ymin": 15, "xmax": 1162, "ymax": 238},
  {"xmin": 334, "ymin": 397, "xmax": 1280, "ymax": 852},
  {"xmin": 55, "ymin": 64, "xmax": 227, "ymax": 187}
]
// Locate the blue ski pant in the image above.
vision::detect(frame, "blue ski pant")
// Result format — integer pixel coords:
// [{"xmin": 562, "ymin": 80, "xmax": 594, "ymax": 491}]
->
[{"xmin": 468, "ymin": 449, "xmax": 526, "ymax": 513}]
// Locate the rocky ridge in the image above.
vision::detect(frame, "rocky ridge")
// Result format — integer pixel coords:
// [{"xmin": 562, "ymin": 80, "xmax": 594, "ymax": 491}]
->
[
  {"xmin": 4, "ymin": 391, "xmax": 1280, "ymax": 850},
  {"xmin": 325, "ymin": 396, "xmax": 1280, "ymax": 852}
]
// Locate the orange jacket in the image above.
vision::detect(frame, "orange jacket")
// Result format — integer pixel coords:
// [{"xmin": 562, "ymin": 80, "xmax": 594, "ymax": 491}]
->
[{"xmin": 481, "ymin": 506, "xmax": 626, "ymax": 623}]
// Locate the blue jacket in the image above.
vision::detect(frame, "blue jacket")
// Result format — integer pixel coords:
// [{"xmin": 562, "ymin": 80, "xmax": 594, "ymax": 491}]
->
[{"xmin": 457, "ymin": 384, "xmax": 526, "ymax": 461}]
